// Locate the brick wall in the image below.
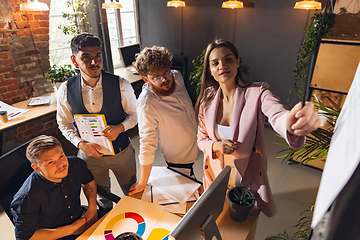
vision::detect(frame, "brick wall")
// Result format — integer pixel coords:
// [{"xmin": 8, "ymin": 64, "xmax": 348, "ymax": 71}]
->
[{"xmin": 0, "ymin": 0, "xmax": 60, "ymax": 153}]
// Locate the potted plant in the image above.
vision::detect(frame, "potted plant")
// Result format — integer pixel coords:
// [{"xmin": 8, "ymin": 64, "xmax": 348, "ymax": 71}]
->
[
  {"xmin": 189, "ymin": 49, "xmax": 206, "ymax": 96},
  {"xmin": 226, "ymin": 185, "xmax": 255, "ymax": 222},
  {"xmin": 46, "ymin": 64, "xmax": 76, "ymax": 89},
  {"xmin": 264, "ymin": 204, "xmax": 314, "ymax": 240},
  {"xmin": 265, "ymin": 229, "xmax": 309, "ymax": 240},
  {"xmin": 291, "ymin": 10, "xmax": 336, "ymax": 102}
]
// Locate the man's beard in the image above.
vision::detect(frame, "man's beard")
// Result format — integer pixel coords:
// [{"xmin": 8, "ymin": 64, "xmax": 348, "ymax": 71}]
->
[
  {"xmin": 79, "ymin": 66, "xmax": 101, "ymax": 79},
  {"xmin": 149, "ymin": 78, "xmax": 176, "ymax": 96}
]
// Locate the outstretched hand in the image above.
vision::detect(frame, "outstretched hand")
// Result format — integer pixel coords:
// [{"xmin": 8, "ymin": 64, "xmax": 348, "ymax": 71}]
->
[{"xmin": 286, "ymin": 101, "xmax": 321, "ymax": 136}]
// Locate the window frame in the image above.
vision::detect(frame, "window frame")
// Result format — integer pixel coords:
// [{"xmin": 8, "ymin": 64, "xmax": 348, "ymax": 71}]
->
[{"xmin": 48, "ymin": 0, "xmax": 140, "ymax": 69}]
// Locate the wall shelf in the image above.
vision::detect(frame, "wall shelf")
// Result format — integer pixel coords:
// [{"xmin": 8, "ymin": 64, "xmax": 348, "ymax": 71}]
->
[{"xmin": 0, "ymin": 28, "xmax": 17, "ymax": 33}]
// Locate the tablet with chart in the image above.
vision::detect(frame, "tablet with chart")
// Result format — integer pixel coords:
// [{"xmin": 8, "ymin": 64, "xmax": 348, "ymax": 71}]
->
[{"xmin": 74, "ymin": 114, "xmax": 115, "ymax": 155}]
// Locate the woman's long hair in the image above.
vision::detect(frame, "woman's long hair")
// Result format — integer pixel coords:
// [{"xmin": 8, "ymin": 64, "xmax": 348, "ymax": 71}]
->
[{"xmin": 195, "ymin": 39, "xmax": 244, "ymax": 119}]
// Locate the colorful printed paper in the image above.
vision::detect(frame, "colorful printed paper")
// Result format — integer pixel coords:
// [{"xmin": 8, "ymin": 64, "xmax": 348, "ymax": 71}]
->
[
  {"xmin": 88, "ymin": 196, "xmax": 181, "ymax": 240},
  {"xmin": 0, "ymin": 100, "xmax": 29, "ymax": 120},
  {"xmin": 74, "ymin": 114, "xmax": 114, "ymax": 155}
]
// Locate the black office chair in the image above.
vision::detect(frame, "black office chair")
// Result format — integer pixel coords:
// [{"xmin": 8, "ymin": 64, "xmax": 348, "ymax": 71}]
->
[
  {"xmin": 172, "ymin": 54, "xmax": 189, "ymax": 82},
  {"xmin": 171, "ymin": 53, "xmax": 197, "ymax": 105},
  {"xmin": 0, "ymin": 136, "xmax": 120, "ymax": 225},
  {"xmin": 0, "ymin": 137, "xmax": 35, "ymax": 224}
]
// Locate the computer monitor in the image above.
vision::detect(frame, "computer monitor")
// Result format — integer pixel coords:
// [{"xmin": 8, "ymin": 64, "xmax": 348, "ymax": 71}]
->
[
  {"xmin": 169, "ymin": 166, "xmax": 231, "ymax": 240},
  {"xmin": 119, "ymin": 43, "xmax": 141, "ymax": 68}
]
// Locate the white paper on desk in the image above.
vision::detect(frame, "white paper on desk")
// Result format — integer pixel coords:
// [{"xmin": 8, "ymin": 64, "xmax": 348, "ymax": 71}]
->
[
  {"xmin": 147, "ymin": 166, "xmax": 166, "ymax": 182},
  {"xmin": 153, "ymin": 187, "xmax": 198, "ymax": 205},
  {"xmin": 312, "ymin": 62, "xmax": 360, "ymax": 228},
  {"xmin": 142, "ymin": 185, "xmax": 186, "ymax": 215},
  {"xmin": 74, "ymin": 114, "xmax": 115, "ymax": 155},
  {"xmin": 88, "ymin": 196, "xmax": 164, "ymax": 240},
  {"xmin": 149, "ymin": 168, "xmax": 201, "ymax": 205},
  {"xmin": 162, "ymin": 191, "xmax": 199, "ymax": 215},
  {"xmin": 0, "ymin": 101, "xmax": 29, "ymax": 120},
  {"xmin": 142, "ymin": 185, "xmax": 199, "ymax": 215}
]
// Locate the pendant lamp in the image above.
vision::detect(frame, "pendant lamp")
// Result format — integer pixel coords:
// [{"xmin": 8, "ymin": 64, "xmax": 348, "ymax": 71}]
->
[
  {"xmin": 102, "ymin": 0, "xmax": 122, "ymax": 9},
  {"xmin": 167, "ymin": 0, "xmax": 186, "ymax": 8},
  {"xmin": 294, "ymin": 0, "xmax": 322, "ymax": 10},
  {"xmin": 222, "ymin": 0, "xmax": 244, "ymax": 9},
  {"xmin": 20, "ymin": 0, "xmax": 49, "ymax": 11}
]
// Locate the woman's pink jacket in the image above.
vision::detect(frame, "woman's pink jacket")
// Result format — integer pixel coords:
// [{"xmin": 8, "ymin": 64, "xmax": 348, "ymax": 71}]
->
[{"xmin": 197, "ymin": 82, "xmax": 305, "ymax": 217}]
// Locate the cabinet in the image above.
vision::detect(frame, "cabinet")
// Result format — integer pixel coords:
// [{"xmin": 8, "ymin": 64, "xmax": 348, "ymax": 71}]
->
[{"xmin": 292, "ymin": 40, "xmax": 360, "ymax": 170}]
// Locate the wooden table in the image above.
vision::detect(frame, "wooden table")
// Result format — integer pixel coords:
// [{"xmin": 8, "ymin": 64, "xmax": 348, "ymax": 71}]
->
[
  {"xmin": 216, "ymin": 203, "xmax": 260, "ymax": 240},
  {"xmin": 114, "ymin": 66, "xmax": 144, "ymax": 97},
  {"xmin": 77, "ymin": 192, "xmax": 260, "ymax": 240},
  {"xmin": 114, "ymin": 66, "xmax": 142, "ymax": 84},
  {"xmin": 0, "ymin": 92, "xmax": 57, "ymax": 154}
]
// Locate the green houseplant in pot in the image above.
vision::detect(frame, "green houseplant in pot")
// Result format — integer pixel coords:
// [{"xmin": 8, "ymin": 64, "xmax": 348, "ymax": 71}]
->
[
  {"xmin": 46, "ymin": 64, "xmax": 76, "ymax": 89},
  {"xmin": 227, "ymin": 185, "xmax": 255, "ymax": 222}
]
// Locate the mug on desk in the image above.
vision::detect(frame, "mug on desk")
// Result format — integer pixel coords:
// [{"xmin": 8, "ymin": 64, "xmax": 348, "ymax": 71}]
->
[{"xmin": 0, "ymin": 111, "xmax": 8, "ymax": 123}]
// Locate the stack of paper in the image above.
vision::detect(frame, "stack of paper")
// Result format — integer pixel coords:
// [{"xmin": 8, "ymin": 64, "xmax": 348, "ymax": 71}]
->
[
  {"xmin": 86, "ymin": 196, "xmax": 181, "ymax": 240},
  {"xmin": 141, "ymin": 167, "xmax": 201, "ymax": 214}
]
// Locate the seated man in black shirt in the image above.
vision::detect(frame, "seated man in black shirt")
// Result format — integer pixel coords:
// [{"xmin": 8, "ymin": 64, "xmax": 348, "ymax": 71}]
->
[{"xmin": 11, "ymin": 136, "xmax": 98, "ymax": 240}]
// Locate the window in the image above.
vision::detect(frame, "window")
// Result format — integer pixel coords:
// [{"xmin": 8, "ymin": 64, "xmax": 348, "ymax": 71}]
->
[
  {"xmin": 49, "ymin": 0, "xmax": 139, "ymax": 69},
  {"xmin": 105, "ymin": 0, "xmax": 139, "ymax": 68},
  {"xmin": 49, "ymin": 0, "xmax": 73, "ymax": 66}
]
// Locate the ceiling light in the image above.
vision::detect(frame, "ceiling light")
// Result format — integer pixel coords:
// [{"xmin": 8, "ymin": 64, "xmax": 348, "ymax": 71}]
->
[
  {"xmin": 222, "ymin": 0, "xmax": 244, "ymax": 9},
  {"xmin": 20, "ymin": 0, "xmax": 49, "ymax": 11},
  {"xmin": 102, "ymin": 0, "xmax": 122, "ymax": 9},
  {"xmin": 167, "ymin": 0, "xmax": 186, "ymax": 8},
  {"xmin": 294, "ymin": 0, "xmax": 322, "ymax": 10}
]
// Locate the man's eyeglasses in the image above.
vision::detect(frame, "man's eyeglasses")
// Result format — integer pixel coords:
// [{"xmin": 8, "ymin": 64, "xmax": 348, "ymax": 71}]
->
[{"xmin": 151, "ymin": 70, "xmax": 173, "ymax": 83}]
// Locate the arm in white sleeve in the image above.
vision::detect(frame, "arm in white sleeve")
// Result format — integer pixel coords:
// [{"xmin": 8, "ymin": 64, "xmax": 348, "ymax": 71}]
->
[
  {"xmin": 137, "ymin": 100, "xmax": 158, "ymax": 165},
  {"xmin": 119, "ymin": 77, "xmax": 138, "ymax": 131},
  {"xmin": 56, "ymin": 81, "xmax": 83, "ymax": 148}
]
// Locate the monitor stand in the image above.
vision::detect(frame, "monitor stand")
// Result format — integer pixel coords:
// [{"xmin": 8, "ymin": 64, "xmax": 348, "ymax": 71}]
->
[{"xmin": 200, "ymin": 215, "xmax": 222, "ymax": 240}]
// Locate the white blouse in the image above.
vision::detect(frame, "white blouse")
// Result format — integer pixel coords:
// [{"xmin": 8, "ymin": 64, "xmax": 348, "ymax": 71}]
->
[{"xmin": 215, "ymin": 124, "xmax": 237, "ymax": 188}]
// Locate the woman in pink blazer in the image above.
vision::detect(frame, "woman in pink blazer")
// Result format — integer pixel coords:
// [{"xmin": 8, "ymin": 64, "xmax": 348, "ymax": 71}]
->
[{"xmin": 195, "ymin": 39, "xmax": 321, "ymax": 217}]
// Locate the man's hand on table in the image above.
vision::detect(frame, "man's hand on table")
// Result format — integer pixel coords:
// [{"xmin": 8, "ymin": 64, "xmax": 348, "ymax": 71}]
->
[
  {"xmin": 82, "ymin": 207, "xmax": 98, "ymax": 230},
  {"xmin": 128, "ymin": 182, "xmax": 146, "ymax": 196},
  {"xmin": 69, "ymin": 218, "xmax": 87, "ymax": 235}
]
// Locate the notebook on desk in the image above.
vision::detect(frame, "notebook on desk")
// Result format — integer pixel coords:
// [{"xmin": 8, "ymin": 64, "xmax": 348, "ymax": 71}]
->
[
  {"xmin": 27, "ymin": 96, "xmax": 51, "ymax": 106},
  {"xmin": 126, "ymin": 66, "xmax": 139, "ymax": 75}
]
